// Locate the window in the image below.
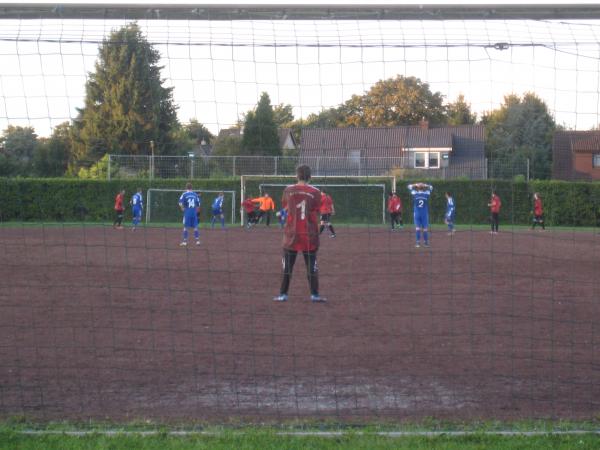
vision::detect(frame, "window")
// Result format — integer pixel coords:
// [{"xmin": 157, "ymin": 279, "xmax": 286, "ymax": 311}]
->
[
  {"xmin": 594, "ymin": 154, "xmax": 600, "ymax": 168},
  {"xmin": 414, "ymin": 152, "xmax": 426, "ymax": 168},
  {"xmin": 414, "ymin": 152, "xmax": 440, "ymax": 169},
  {"xmin": 428, "ymin": 152, "xmax": 440, "ymax": 169}
]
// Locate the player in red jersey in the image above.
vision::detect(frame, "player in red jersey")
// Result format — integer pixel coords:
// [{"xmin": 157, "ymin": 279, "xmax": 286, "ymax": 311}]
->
[
  {"xmin": 387, "ymin": 192, "xmax": 403, "ymax": 230},
  {"xmin": 274, "ymin": 165, "xmax": 326, "ymax": 303},
  {"xmin": 112, "ymin": 189, "xmax": 125, "ymax": 229},
  {"xmin": 488, "ymin": 190, "xmax": 502, "ymax": 234},
  {"xmin": 241, "ymin": 197, "xmax": 258, "ymax": 228},
  {"xmin": 318, "ymin": 188, "xmax": 336, "ymax": 238},
  {"xmin": 531, "ymin": 192, "xmax": 545, "ymax": 230}
]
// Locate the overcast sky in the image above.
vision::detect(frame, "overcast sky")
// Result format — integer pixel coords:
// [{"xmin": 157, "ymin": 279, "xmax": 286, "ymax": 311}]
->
[{"xmin": 1, "ymin": 3, "xmax": 600, "ymax": 136}]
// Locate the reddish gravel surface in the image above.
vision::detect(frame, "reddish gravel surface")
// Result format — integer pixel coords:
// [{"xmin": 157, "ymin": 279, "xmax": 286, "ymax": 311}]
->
[{"xmin": 1, "ymin": 224, "xmax": 599, "ymax": 422}]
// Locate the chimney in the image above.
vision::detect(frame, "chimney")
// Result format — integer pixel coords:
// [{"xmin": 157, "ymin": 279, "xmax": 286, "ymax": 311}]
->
[{"xmin": 419, "ymin": 117, "xmax": 429, "ymax": 130}]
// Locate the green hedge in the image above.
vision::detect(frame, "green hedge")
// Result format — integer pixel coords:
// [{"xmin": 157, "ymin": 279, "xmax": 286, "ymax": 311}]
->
[
  {"xmin": 0, "ymin": 178, "xmax": 239, "ymax": 222},
  {"xmin": 397, "ymin": 179, "xmax": 600, "ymax": 227},
  {"xmin": 1, "ymin": 177, "xmax": 599, "ymax": 227}
]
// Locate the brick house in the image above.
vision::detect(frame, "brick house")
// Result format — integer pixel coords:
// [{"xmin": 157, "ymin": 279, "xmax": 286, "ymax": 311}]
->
[
  {"xmin": 299, "ymin": 121, "xmax": 486, "ymax": 178},
  {"xmin": 552, "ymin": 131, "xmax": 600, "ymax": 180}
]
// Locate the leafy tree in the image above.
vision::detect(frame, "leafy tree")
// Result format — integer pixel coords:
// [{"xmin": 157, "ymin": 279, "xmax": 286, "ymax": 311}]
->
[
  {"xmin": 339, "ymin": 75, "xmax": 447, "ymax": 127},
  {"xmin": 0, "ymin": 153, "xmax": 18, "ymax": 176},
  {"xmin": 272, "ymin": 103, "xmax": 295, "ymax": 127},
  {"xmin": 241, "ymin": 92, "xmax": 280, "ymax": 156},
  {"xmin": 183, "ymin": 119, "xmax": 214, "ymax": 145},
  {"xmin": 33, "ymin": 122, "xmax": 73, "ymax": 177},
  {"xmin": 77, "ymin": 154, "xmax": 119, "ymax": 179},
  {"xmin": 72, "ymin": 23, "xmax": 179, "ymax": 168},
  {"xmin": 284, "ymin": 108, "xmax": 347, "ymax": 142},
  {"xmin": 0, "ymin": 125, "xmax": 38, "ymax": 176},
  {"xmin": 212, "ymin": 134, "xmax": 242, "ymax": 156},
  {"xmin": 172, "ymin": 119, "xmax": 215, "ymax": 155},
  {"xmin": 446, "ymin": 94, "xmax": 477, "ymax": 125},
  {"xmin": 303, "ymin": 108, "xmax": 347, "ymax": 128},
  {"xmin": 482, "ymin": 92, "xmax": 555, "ymax": 179}
]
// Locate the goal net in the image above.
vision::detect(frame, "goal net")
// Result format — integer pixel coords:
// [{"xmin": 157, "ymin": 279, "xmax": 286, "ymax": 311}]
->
[
  {"xmin": 1, "ymin": 3, "xmax": 600, "ymax": 425},
  {"xmin": 146, "ymin": 189, "xmax": 236, "ymax": 225},
  {"xmin": 242, "ymin": 175, "xmax": 396, "ymax": 225},
  {"xmin": 255, "ymin": 183, "xmax": 386, "ymax": 224}
]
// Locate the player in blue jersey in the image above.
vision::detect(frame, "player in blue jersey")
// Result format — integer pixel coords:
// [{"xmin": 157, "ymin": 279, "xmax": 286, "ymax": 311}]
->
[
  {"xmin": 130, "ymin": 187, "xmax": 143, "ymax": 231},
  {"xmin": 178, "ymin": 182, "xmax": 201, "ymax": 247},
  {"xmin": 210, "ymin": 192, "xmax": 225, "ymax": 229},
  {"xmin": 408, "ymin": 183, "xmax": 433, "ymax": 247},
  {"xmin": 445, "ymin": 191, "xmax": 456, "ymax": 235},
  {"xmin": 275, "ymin": 207, "xmax": 288, "ymax": 228}
]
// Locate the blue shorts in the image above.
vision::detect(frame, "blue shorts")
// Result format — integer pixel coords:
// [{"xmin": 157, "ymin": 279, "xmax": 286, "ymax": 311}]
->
[
  {"xmin": 212, "ymin": 209, "xmax": 222, "ymax": 216},
  {"xmin": 183, "ymin": 212, "xmax": 199, "ymax": 228},
  {"xmin": 446, "ymin": 211, "xmax": 455, "ymax": 222},
  {"xmin": 132, "ymin": 207, "xmax": 142, "ymax": 219},
  {"xmin": 413, "ymin": 210, "xmax": 429, "ymax": 229}
]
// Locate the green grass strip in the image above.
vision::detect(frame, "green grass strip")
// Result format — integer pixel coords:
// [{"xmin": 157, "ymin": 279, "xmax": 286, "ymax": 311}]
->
[{"xmin": 2, "ymin": 429, "xmax": 600, "ymax": 450}]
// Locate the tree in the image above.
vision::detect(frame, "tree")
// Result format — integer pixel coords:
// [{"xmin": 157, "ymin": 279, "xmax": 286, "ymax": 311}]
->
[
  {"xmin": 183, "ymin": 119, "xmax": 214, "ymax": 145},
  {"xmin": 0, "ymin": 153, "xmax": 18, "ymax": 177},
  {"xmin": 0, "ymin": 125, "xmax": 38, "ymax": 176},
  {"xmin": 241, "ymin": 92, "xmax": 280, "ymax": 156},
  {"xmin": 33, "ymin": 122, "xmax": 74, "ymax": 177},
  {"xmin": 77, "ymin": 154, "xmax": 118, "ymax": 179},
  {"xmin": 446, "ymin": 94, "xmax": 477, "ymax": 125},
  {"xmin": 72, "ymin": 23, "xmax": 179, "ymax": 168},
  {"xmin": 272, "ymin": 103, "xmax": 295, "ymax": 127},
  {"xmin": 482, "ymin": 92, "xmax": 556, "ymax": 179},
  {"xmin": 212, "ymin": 133, "xmax": 242, "ymax": 156},
  {"xmin": 171, "ymin": 119, "xmax": 215, "ymax": 155},
  {"xmin": 339, "ymin": 75, "xmax": 447, "ymax": 127}
]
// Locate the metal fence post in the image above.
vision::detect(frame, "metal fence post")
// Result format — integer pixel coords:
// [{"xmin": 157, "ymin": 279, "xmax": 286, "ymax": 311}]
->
[
  {"xmin": 485, "ymin": 158, "xmax": 488, "ymax": 180},
  {"xmin": 274, "ymin": 156, "xmax": 278, "ymax": 175},
  {"xmin": 233, "ymin": 156, "xmax": 236, "ymax": 177},
  {"xmin": 150, "ymin": 141, "xmax": 155, "ymax": 181},
  {"xmin": 527, "ymin": 158, "xmax": 530, "ymax": 181}
]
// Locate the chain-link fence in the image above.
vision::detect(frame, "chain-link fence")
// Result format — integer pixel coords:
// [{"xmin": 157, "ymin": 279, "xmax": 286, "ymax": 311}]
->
[{"xmin": 107, "ymin": 155, "xmax": 530, "ymax": 180}]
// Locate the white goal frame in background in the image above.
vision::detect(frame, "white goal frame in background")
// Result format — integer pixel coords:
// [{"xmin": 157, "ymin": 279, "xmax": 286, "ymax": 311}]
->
[
  {"xmin": 241, "ymin": 175, "xmax": 396, "ymax": 226},
  {"xmin": 259, "ymin": 183, "xmax": 388, "ymax": 224},
  {"xmin": 146, "ymin": 189, "xmax": 237, "ymax": 225}
]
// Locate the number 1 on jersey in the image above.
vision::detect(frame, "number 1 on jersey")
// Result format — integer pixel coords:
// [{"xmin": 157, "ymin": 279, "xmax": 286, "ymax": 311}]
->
[{"xmin": 296, "ymin": 199, "xmax": 306, "ymax": 220}]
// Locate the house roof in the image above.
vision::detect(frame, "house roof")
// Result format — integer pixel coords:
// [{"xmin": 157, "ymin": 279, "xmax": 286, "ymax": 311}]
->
[
  {"xmin": 300, "ymin": 125, "xmax": 484, "ymax": 157},
  {"xmin": 554, "ymin": 130, "xmax": 600, "ymax": 153},
  {"xmin": 217, "ymin": 128, "xmax": 242, "ymax": 139},
  {"xmin": 278, "ymin": 128, "xmax": 297, "ymax": 148},
  {"xmin": 551, "ymin": 130, "xmax": 600, "ymax": 180},
  {"xmin": 570, "ymin": 134, "xmax": 600, "ymax": 153},
  {"xmin": 217, "ymin": 127, "xmax": 297, "ymax": 149}
]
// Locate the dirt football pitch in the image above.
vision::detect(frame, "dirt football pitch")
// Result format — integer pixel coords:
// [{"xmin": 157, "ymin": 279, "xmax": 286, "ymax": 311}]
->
[{"xmin": 1, "ymin": 224, "xmax": 599, "ymax": 422}]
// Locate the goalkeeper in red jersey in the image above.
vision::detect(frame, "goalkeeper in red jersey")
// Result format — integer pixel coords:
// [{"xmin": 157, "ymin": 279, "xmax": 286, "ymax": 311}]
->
[
  {"xmin": 112, "ymin": 189, "xmax": 125, "ymax": 229},
  {"xmin": 273, "ymin": 165, "xmax": 326, "ymax": 303},
  {"xmin": 387, "ymin": 192, "xmax": 403, "ymax": 230},
  {"xmin": 531, "ymin": 192, "xmax": 545, "ymax": 230},
  {"xmin": 241, "ymin": 197, "xmax": 258, "ymax": 228},
  {"xmin": 319, "ymin": 188, "xmax": 336, "ymax": 238}
]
